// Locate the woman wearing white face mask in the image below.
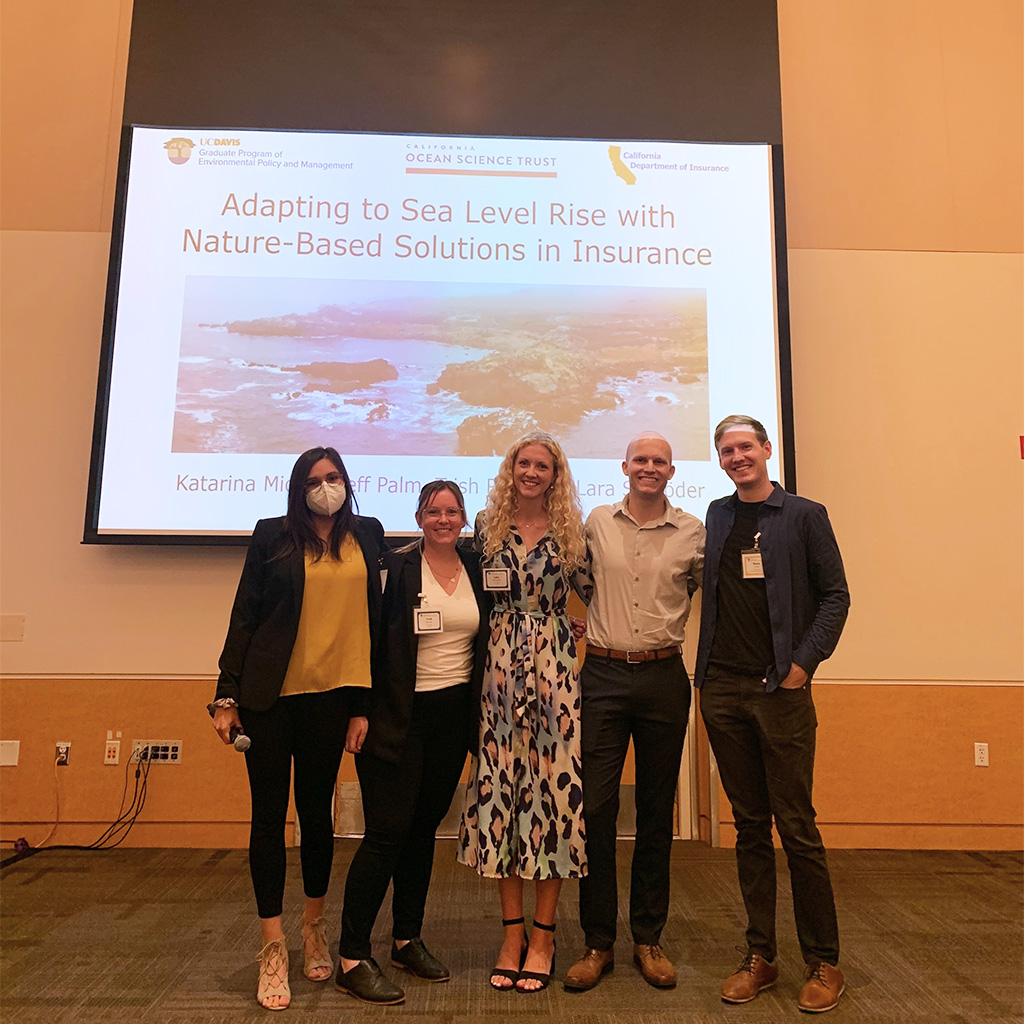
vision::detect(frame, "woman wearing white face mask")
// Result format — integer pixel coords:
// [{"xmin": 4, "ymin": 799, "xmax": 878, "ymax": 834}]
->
[{"xmin": 212, "ymin": 446, "xmax": 386, "ymax": 1011}]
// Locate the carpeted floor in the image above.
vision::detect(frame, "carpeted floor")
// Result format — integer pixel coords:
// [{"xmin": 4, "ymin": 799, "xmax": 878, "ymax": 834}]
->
[{"xmin": 1, "ymin": 841, "xmax": 1021, "ymax": 1023}]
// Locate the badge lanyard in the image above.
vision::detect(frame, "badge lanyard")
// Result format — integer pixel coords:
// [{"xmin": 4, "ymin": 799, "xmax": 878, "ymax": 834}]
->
[
  {"xmin": 413, "ymin": 591, "xmax": 444, "ymax": 634},
  {"xmin": 741, "ymin": 531, "xmax": 765, "ymax": 580}
]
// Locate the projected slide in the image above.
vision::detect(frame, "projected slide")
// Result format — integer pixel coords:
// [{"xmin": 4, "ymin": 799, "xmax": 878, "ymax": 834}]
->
[
  {"xmin": 90, "ymin": 128, "xmax": 783, "ymax": 538},
  {"xmin": 173, "ymin": 279, "xmax": 708, "ymax": 458}
]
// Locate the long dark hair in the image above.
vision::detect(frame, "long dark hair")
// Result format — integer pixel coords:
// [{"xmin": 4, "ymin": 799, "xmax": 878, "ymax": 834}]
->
[{"xmin": 276, "ymin": 446, "xmax": 359, "ymax": 561}]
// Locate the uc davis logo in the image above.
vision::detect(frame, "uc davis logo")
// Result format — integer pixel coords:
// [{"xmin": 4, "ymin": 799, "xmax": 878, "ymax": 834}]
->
[{"xmin": 164, "ymin": 138, "xmax": 195, "ymax": 165}]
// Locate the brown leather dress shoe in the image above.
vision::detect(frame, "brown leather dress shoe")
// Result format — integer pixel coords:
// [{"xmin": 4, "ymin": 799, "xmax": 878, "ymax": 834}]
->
[
  {"xmin": 721, "ymin": 951, "xmax": 778, "ymax": 1003},
  {"xmin": 633, "ymin": 943, "xmax": 676, "ymax": 988},
  {"xmin": 798, "ymin": 962, "xmax": 845, "ymax": 1013},
  {"xmin": 564, "ymin": 947, "xmax": 614, "ymax": 991}
]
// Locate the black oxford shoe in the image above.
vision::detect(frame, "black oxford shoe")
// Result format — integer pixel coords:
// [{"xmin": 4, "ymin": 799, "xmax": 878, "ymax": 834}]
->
[
  {"xmin": 334, "ymin": 958, "xmax": 405, "ymax": 1004},
  {"xmin": 391, "ymin": 937, "xmax": 451, "ymax": 982}
]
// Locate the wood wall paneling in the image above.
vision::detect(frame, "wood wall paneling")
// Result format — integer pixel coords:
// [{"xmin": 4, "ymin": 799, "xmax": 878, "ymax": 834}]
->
[{"xmin": 714, "ymin": 683, "xmax": 1024, "ymax": 851}]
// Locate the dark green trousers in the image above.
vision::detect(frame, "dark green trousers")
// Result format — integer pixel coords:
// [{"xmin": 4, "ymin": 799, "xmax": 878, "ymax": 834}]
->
[{"xmin": 700, "ymin": 668, "xmax": 839, "ymax": 966}]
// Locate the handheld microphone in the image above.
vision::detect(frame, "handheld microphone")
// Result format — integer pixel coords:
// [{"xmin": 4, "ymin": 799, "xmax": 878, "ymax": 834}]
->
[
  {"xmin": 229, "ymin": 725, "xmax": 251, "ymax": 752},
  {"xmin": 207, "ymin": 702, "xmax": 251, "ymax": 752}
]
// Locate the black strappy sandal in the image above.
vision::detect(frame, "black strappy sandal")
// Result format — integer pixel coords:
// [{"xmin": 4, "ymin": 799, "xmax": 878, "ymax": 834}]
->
[
  {"xmin": 490, "ymin": 917, "xmax": 528, "ymax": 990},
  {"xmin": 516, "ymin": 920, "xmax": 556, "ymax": 993}
]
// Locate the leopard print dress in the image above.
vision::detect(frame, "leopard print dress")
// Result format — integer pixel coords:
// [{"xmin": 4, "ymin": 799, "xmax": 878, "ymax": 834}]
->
[{"xmin": 457, "ymin": 528, "xmax": 587, "ymax": 879}]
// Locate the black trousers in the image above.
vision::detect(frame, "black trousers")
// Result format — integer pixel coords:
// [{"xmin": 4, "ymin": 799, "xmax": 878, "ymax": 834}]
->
[
  {"xmin": 339, "ymin": 684, "xmax": 472, "ymax": 960},
  {"xmin": 578, "ymin": 655, "xmax": 691, "ymax": 949},
  {"xmin": 239, "ymin": 687, "xmax": 354, "ymax": 920},
  {"xmin": 699, "ymin": 668, "xmax": 839, "ymax": 965}
]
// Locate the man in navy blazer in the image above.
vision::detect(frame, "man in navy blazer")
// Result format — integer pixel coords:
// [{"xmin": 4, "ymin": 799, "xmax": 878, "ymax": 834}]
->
[{"xmin": 695, "ymin": 415, "xmax": 850, "ymax": 1014}]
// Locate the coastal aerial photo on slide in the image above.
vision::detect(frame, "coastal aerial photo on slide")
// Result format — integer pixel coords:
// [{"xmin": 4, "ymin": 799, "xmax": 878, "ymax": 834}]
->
[{"xmin": 171, "ymin": 277, "xmax": 709, "ymax": 458}]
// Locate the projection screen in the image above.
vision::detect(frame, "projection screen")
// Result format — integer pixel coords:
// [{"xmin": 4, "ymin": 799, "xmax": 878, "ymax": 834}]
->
[{"xmin": 85, "ymin": 126, "xmax": 791, "ymax": 541}]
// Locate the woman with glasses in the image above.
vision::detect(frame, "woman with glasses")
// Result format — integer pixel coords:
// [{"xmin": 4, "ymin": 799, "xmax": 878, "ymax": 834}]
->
[
  {"xmin": 334, "ymin": 480, "xmax": 490, "ymax": 1005},
  {"xmin": 211, "ymin": 446, "xmax": 385, "ymax": 1011}
]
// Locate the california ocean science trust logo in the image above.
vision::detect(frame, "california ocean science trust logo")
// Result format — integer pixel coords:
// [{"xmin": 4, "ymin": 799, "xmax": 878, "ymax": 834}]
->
[{"xmin": 164, "ymin": 137, "xmax": 195, "ymax": 165}]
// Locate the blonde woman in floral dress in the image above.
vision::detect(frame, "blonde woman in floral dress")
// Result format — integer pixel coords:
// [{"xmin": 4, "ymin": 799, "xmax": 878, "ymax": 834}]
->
[{"xmin": 458, "ymin": 431, "xmax": 587, "ymax": 993}]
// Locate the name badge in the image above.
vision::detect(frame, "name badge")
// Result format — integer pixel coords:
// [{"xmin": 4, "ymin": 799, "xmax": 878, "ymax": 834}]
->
[
  {"xmin": 413, "ymin": 607, "xmax": 444, "ymax": 634},
  {"xmin": 483, "ymin": 567, "xmax": 511, "ymax": 591},
  {"xmin": 741, "ymin": 550, "xmax": 764, "ymax": 579}
]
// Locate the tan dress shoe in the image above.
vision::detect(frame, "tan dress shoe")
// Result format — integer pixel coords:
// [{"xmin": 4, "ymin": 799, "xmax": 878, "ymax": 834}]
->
[
  {"xmin": 721, "ymin": 951, "xmax": 778, "ymax": 1003},
  {"xmin": 564, "ymin": 947, "xmax": 614, "ymax": 991},
  {"xmin": 633, "ymin": 943, "xmax": 676, "ymax": 988},
  {"xmin": 798, "ymin": 962, "xmax": 845, "ymax": 1013}
]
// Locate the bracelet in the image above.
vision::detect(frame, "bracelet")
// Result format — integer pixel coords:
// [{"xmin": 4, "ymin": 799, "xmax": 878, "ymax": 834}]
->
[{"xmin": 211, "ymin": 697, "xmax": 238, "ymax": 709}]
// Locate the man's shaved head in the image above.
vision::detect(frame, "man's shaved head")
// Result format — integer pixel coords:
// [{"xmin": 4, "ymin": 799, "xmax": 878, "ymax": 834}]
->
[{"xmin": 625, "ymin": 431, "xmax": 673, "ymax": 464}]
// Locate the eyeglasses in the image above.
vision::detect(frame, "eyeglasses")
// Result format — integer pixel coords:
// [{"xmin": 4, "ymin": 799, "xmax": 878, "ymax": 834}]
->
[{"xmin": 423, "ymin": 507, "xmax": 463, "ymax": 520}]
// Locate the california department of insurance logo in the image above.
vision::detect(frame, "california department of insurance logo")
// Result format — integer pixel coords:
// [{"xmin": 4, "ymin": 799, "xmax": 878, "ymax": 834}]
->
[{"xmin": 164, "ymin": 137, "xmax": 195, "ymax": 165}]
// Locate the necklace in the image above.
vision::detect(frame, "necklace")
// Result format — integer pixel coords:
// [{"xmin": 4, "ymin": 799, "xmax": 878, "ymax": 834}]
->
[
  {"xmin": 516, "ymin": 521, "xmax": 548, "ymax": 537},
  {"xmin": 515, "ymin": 511, "xmax": 548, "ymax": 530},
  {"xmin": 425, "ymin": 556, "xmax": 461, "ymax": 584}
]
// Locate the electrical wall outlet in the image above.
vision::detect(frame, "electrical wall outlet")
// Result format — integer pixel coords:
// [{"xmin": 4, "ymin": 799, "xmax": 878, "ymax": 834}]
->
[
  {"xmin": 55, "ymin": 742, "xmax": 71, "ymax": 765},
  {"xmin": 132, "ymin": 740, "xmax": 182, "ymax": 764},
  {"xmin": 104, "ymin": 739, "xmax": 120, "ymax": 765},
  {"xmin": 974, "ymin": 742, "xmax": 989, "ymax": 767}
]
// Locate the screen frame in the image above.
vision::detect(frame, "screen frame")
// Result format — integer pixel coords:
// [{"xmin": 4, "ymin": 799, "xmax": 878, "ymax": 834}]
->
[{"xmin": 82, "ymin": 125, "xmax": 796, "ymax": 546}]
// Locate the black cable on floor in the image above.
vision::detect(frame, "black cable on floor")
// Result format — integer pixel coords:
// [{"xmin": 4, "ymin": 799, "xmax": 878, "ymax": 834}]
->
[{"xmin": 1, "ymin": 752, "xmax": 155, "ymax": 870}]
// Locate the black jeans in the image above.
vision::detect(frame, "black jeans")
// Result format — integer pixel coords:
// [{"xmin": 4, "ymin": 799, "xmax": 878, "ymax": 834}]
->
[
  {"xmin": 578, "ymin": 655, "xmax": 691, "ymax": 949},
  {"xmin": 339, "ymin": 684, "xmax": 472, "ymax": 960},
  {"xmin": 239, "ymin": 687, "xmax": 354, "ymax": 919},
  {"xmin": 699, "ymin": 668, "xmax": 839, "ymax": 965}
]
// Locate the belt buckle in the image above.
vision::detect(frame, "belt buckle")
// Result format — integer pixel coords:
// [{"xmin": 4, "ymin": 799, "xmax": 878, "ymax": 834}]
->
[{"xmin": 626, "ymin": 650, "xmax": 644, "ymax": 664}]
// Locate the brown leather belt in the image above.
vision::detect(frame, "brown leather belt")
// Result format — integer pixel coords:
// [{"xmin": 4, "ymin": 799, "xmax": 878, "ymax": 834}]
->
[{"xmin": 585, "ymin": 644, "xmax": 681, "ymax": 664}]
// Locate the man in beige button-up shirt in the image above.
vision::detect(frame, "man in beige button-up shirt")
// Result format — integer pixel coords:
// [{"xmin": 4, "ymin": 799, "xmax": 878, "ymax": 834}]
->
[{"xmin": 565, "ymin": 433, "xmax": 704, "ymax": 993}]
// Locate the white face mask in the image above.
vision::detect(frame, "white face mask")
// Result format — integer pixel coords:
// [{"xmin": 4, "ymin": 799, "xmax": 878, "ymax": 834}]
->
[{"xmin": 306, "ymin": 479, "xmax": 347, "ymax": 517}]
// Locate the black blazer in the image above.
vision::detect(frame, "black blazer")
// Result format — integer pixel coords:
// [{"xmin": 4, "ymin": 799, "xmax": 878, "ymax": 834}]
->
[
  {"xmin": 361, "ymin": 544, "xmax": 491, "ymax": 764},
  {"xmin": 215, "ymin": 515, "xmax": 386, "ymax": 712}
]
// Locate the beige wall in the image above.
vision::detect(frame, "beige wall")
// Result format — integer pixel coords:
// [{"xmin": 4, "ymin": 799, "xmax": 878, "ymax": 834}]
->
[{"xmin": 2, "ymin": 0, "xmax": 1022, "ymax": 849}]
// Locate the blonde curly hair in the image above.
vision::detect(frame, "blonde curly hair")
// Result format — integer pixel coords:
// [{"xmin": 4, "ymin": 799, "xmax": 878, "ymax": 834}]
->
[{"xmin": 480, "ymin": 431, "xmax": 586, "ymax": 572}]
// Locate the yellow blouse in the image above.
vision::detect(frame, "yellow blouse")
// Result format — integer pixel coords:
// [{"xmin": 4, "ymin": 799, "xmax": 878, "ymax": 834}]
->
[{"xmin": 280, "ymin": 534, "xmax": 371, "ymax": 696}]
